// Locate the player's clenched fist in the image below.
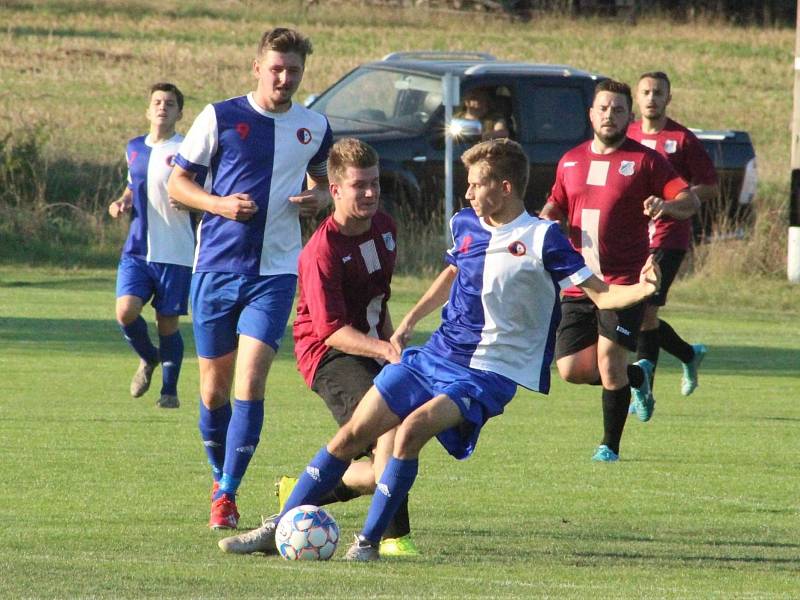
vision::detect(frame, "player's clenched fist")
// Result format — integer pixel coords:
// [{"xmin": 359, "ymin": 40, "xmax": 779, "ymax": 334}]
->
[{"xmin": 216, "ymin": 193, "xmax": 258, "ymax": 221}]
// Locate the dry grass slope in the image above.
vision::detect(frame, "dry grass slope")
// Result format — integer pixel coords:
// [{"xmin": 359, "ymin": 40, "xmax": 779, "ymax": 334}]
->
[{"xmin": 0, "ymin": 0, "xmax": 793, "ymax": 277}]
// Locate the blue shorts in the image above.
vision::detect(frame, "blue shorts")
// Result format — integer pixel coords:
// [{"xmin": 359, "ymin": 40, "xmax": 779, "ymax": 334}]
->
[
  {"xmin": 374, "ymin": 346, "xmax": 517, "ymax": 460},
  {"xmin": 190, "ymin": 271, "xmax": 297, "ymax": 358},
  {"xmin": 115, "ymin": 255, "xmax": 191, "ymax": 316}
]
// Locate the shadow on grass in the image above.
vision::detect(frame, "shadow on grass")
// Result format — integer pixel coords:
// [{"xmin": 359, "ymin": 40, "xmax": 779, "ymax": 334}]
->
[
  {"xmin": 0, "ymin": 277, "xmax": 112, "ymax": 291},
  {"xmin": 653, "ymin": 345, "xmax": 799, "ymax": 375},
  {"xmin": 0, "ymin": 317, "xmax": 299, "ymax": 364},
  {"xmin": 0, "ymin": 317, "xmax": 192, "ymax": 350},
  {"xmin": 0, "ymin": 309, "xmax": 796, "ymax": 376},
  {"xmin": 571, "ymin": 550, "xmax": 799, "ymax": 568}
]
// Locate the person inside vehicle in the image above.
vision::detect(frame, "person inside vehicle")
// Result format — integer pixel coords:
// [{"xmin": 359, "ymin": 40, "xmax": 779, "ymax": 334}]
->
[{"xmin": 455, "ymin": 87, "xmax": 510, "ymax": 140}]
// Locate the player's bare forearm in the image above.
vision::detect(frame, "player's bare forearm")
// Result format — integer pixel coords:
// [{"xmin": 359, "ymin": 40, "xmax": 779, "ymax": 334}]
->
[
  {"xmin": 325, "ymin": 325, "xmax": 400, "ymax": 364},
  {"xmin": 539, "ymin": 202, "xmax": 566, "ymax": 229},
  {"xmin": 168, "ymin": 166, "xmax": 256, "ymax": 221},
  {"xmin": 167, "ymin": 166, "xmax": 213, "ymax": 211},
  {"xmin": 692, "ymin": 183, "xmax": 719, "ymax": 204},
  {"xmin": 644, "ymin": 190, "xmax": 700, "ymax": 220},
  {"xmin": 392, "ymin": 265, "xmax": 457, "ymax": 350},
  {"xmin": 580, "ymin": 256, "xmax": 660, "ymax": 310},
  {"xmin": 290, "ymin": 173, "xmax": 331, "ymax": 217}
]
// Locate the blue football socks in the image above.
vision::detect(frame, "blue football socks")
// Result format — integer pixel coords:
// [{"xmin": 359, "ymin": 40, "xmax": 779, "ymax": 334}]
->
[
  {"xmin": 120, "ymin": 316, "xmax": 158, "ymax": 364},
  {"xmin": 361, "ymin": 457, "xmax": 418, "ymax": 543},
  {"xmin": 278, "ymin": 447, "xmax": 349, "ymax": 521},
  {"xmin": 198, "ymin": 401, "xmax": 231, "ymax": 484},
  {"xmin": 218, "ymin": 399, "xmax": 264, "ymax": 500},
  {"xmin": 158, "ymin": 331, "xmax": 183, "ymax": 396}
]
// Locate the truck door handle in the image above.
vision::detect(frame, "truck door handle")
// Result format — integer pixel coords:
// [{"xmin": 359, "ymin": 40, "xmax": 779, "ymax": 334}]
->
[{"xmin": 413, "ymin": 156, "xmax": 427, "ymax": 162}]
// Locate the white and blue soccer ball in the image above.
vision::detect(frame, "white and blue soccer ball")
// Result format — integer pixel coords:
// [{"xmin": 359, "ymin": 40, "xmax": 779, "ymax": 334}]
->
[{"xmin": 275, "ymin": 505, "xmax": 340, "ymax": 561}]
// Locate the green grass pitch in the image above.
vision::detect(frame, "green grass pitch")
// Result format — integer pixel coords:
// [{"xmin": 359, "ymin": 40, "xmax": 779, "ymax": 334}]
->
[{"xmin": 0, "ymin": 267, "xmax": 798, "ymax": 599}]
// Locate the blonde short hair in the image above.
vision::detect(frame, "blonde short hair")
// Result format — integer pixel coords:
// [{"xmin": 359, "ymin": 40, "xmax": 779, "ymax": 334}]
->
[
  {"xmin": 257, "ymin": 28, "xmax": 313, "ymax": 64},
  {"xmin": 460, "ymin": 138, "xmax": 529, "ymax": 198},
  {"xmin": 327, "ymin": 138, "xmax": 379, "ymax": 183}
]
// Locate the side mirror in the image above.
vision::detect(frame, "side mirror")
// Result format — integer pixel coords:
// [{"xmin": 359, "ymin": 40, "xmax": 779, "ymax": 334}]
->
[
  {"xmin": 448, "ymin": 118, "xmax": 482, "ymax": 142},
  {"xmin": 303, "ymin": 94, "xmax": 318, "ymax": 108}
]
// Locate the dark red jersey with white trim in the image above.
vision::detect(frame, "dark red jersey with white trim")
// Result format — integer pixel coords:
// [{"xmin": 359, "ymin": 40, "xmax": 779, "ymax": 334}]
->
[
  {"xmin": 548, "ymin": 138, "xmax": 688, "ymax": 297},
  {"xmin": 628, "ymin": 118, "xmax": 717, "ymax": 250},
  {"xmin": 293, "ymin": 211, "xmax": 397, "ymax": 385}
]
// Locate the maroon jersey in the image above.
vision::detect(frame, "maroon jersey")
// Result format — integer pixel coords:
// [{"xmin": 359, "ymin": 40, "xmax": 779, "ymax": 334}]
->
[
  {"xmin": 294, "ymin": 211, "xmax": 397, "ymax": 385},
  {"xmin": 628, "ymin": 118, "xmax": 718, "ymax": 250},
  {"xmin": 548, "ymin": 138, "xmax": 688, "ymax": 297}
]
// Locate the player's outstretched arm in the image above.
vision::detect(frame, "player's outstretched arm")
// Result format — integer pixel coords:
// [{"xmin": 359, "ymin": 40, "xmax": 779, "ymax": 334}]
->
[
  {"xmin": 168, "ymin": 165, "xmax": 257, "ymax": 221},
  {"xmin": 391, "ymin": 265, "xmax": 457, "ymax": 353},
  {"xmin": 108, "ymin": 188, "xmax": 132, "ymax": 218},
  {"xmin": 580, "ymin": 255, "xmax": 661, "ymax": 310},
  {"xmin": 692, "ymin": 182, "xmax": 719, "ymax": 204},
  {"xmin": 643, "ymin": 189, "xmax": 700, "ymax": 220}
]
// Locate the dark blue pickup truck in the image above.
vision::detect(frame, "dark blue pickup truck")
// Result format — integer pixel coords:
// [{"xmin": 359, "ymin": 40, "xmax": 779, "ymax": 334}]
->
[{"xmin": 307, "ymin": 52, "xmax": 756, "ymax": 240}]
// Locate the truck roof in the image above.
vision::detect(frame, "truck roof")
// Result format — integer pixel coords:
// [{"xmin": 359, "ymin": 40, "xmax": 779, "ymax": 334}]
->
[{"xmin": 371, "ymin": 51, "xmax": 603, "ymax": 80}]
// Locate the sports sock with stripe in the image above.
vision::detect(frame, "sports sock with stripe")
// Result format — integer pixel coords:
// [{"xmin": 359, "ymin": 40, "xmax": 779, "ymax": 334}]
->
[
  {"xmin": 121, "ymin": 316, "xmax": 158, "ymax": 364},
  {"xmin": 279, "ymin": 447, "xmax": 349, "ymax": 520},
  {"xmin": 199, "ymin": 400, "xmax": 231, "ymax": 484},
  {"xmin": 361, "ymin": 457, "xmax": 418, "ymax": 543},
  {"xmin": 158, "ymin": 331, "xmax": 183, "ymax": 395},
  {"xmin": 218, "ymin": 399, "xmax": 264, "ymax": 500}
]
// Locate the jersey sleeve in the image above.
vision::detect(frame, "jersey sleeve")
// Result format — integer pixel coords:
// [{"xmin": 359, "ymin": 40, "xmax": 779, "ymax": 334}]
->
[
  {"xmin": 125, "ymin": 144, "xmax": 133, "ymax": 190},
  {"xmin": 444, "ymin": 211, "xmax": 460, "ymax": 266},
  {"xmin": 649, "ymin": 151, "xmax": 689, "ymax": 200},
  {"xmin": 541, "ymin": 222, "xmax": 594, "ymax": 289},
  {"xmin": 307, "ymin": 120, "xmax": 333, "ymax": 179},
  {"xmin": 546, "ymin": 158, "xmax": 569, "ymax": 214},
  {"xmin": 683, "ymin": 132, "xmax": 718, "ymax": 186},
  {"xmin": 174, "ymin": 104, "xmax": 218, "ymax": 175},
  {"xmin": 299, "ymin": 240, "xmax": 349, "ymax": 342}
]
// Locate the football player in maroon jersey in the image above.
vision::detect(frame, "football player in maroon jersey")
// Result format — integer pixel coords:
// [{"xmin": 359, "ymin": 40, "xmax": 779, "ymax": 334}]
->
[{"xmin": 540, "ymin": 80, "xmax": 699, "ymax": 461}]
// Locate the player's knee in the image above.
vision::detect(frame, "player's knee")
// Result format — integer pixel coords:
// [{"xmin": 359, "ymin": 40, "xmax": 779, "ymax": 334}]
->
[
  {"xmin": 559, "ymin": 369, "xmax": 583, "ymax": 384},
  {"xmin": 598, "ymin": 364, "xmax": 628, "ymax": 389},
  {"xmin": 199, "ymin": 380, "xmax": 231, "ymax": 409},
  {"xmin": 155, "ymin": 315, "xmax": 180, "ymax": 336},
  {"xmin": 330, "ymin": 423, "xmax": 372, "ymax": 461},
  {"xmin": 393, "ymin": 418, "xmax": 427, "ymax": 459},
  {"xmin": 115, "ymin": 305, "xmax": 139, "ymax": 326},
  {"xmin": 558, "ymin": 363, "xmax": 593, "ymax": 384}
]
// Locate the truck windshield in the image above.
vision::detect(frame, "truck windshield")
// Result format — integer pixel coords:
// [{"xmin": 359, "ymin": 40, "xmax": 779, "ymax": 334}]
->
[{"xmin": 310, "ymin": 67, "xmax": 443, "ymax": 134}]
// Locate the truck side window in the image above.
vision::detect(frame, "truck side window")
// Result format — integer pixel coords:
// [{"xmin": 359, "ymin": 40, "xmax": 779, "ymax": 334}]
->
[{"xmin": 519, "ymin": 86, "xmax": 587, "ymax": 143}]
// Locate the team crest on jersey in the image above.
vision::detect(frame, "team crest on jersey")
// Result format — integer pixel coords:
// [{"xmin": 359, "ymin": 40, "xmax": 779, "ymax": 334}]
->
[
  {"xmin": 235, "ymin": 123, "xmax": 250, "ymax": 140},
  {"xmin": 508, "ymin": 241, "xmax": 527, "ymax": 256},
  {"xmin": 459, "ymin": 234, "xmax": 473, "ymax": 254},
  {"xmin": 382, "ymin": 232, "xmax": 396, "ymax": 252},
  {"xmin": 127, "ymin": 151, "xmax": 138, "ymax": 166},
  {"xmin": 618, "ymin": 160, "xmax": 635, "ymax": 176},
  {"xmin": 296, "ymin": 128, "xmax": 312, "ymax": 144},
  {"xmin": 664, "ymin": 139, "xmax": 677, "ymax": 154},
  {"xmin": 165, "ymin": 154, "xmax": 176, "ymax": 167}
]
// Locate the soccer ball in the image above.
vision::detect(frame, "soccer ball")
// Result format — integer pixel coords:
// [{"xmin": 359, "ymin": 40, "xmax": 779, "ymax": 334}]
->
[{"xmin": 275, "ymin": 505, "xmax": 340, "ymax": 561}]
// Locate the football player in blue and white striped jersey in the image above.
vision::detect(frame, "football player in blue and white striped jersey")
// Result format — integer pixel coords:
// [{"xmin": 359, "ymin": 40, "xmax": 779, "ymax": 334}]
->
[
  {"xmin": 109, "ymin": 82, "xmax": 196, "ymax": 411},
  {"xmin": 168, "ymin": 28, "xmax": 333, "ymax": 530}
]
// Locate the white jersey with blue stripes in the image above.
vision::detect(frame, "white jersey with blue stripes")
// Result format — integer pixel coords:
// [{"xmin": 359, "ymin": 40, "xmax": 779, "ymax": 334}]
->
[
  {"xmin": 175, "ymin": 93, "xmax": 332, "ymax": 276},
  {"xmin": 426, "ymin": 208, "xmax": 594, "ymax": 392},
  {"xmin": 123, "ymin": 133, "xmax": 196, "ymax": 266}
]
